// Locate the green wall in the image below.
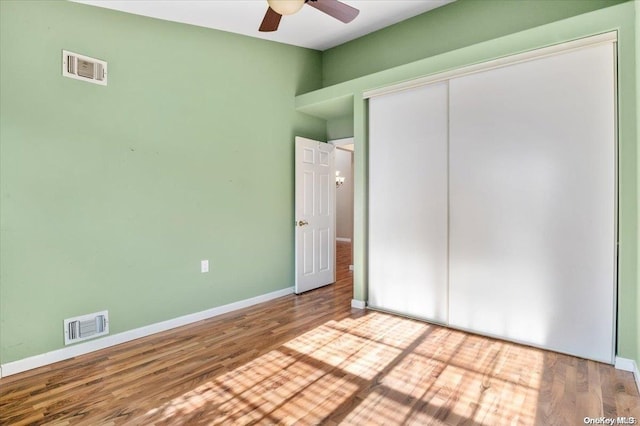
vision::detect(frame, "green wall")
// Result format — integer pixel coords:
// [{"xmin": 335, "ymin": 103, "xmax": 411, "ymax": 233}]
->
[
  {"xmin": 299, "ymin": 0, "xmax": 638, "ymax": 366},
  {"xmin": 636, "ymin": 0, "xmax": 640, "ymax": 364},
  {"xmin": 327, "ymin": 116, "xmax": 354, "ymax": 140},
  {"xmin": 0, "ymin": 1, "xmax": 325, "ymax": 364},
  {"xmin": 322, "ymin": 0, "xmax": 629, "ymax": 86}
]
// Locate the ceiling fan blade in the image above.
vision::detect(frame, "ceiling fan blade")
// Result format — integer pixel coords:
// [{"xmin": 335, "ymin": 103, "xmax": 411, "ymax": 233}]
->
[
  {"xmin": 307, "ymin": 0, "xmax": 359, "ymax": 23},
  {"xmin": 259, "ymin": 7, "xmax": 282, "ymax": 32}
]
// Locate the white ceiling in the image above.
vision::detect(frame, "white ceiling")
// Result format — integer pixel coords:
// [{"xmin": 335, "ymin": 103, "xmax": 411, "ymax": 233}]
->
[{"xmin": 72, "ymin": 0, "xmax": 454, "ymax": 51}]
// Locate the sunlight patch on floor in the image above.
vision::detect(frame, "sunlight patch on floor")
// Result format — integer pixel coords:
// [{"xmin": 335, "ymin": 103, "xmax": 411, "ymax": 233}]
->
[{"xmin": 141, "ymin": 311, "xmax": 545, "ymax": 424}]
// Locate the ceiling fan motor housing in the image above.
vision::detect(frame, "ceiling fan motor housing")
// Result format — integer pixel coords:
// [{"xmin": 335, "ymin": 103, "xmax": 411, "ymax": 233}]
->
[{"xmin": 267, "ymin": 0, "xmax": 305, "ymax": 16}]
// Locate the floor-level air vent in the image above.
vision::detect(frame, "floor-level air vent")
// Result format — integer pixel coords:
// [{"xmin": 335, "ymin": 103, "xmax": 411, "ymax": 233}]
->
[
  {"xmin": 64, "ymin": 310, "xmax": 109, "ymax": 345},
  {"xmin": 62, "ymin": 50, "xmax": 107, "ymax": 86}
]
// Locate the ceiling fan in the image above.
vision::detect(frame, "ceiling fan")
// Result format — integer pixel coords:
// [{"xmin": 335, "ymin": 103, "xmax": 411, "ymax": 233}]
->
[{"xmin": 259, "ymin": 0, "xmax": 360, "ymax": 32}]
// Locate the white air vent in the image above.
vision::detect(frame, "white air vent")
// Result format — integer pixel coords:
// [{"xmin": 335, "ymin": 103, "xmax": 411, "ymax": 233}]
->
[
  {"xmin": 64, "ymin": 310, "xmax": 109, "ymax": 345},
  {"xmin": 62, "ymin": 50, "xmax": 107, "ymax": 86}
]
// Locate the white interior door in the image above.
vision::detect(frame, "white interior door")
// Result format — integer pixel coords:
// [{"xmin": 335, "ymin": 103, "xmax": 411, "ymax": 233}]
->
[
  {"xmin": 365, "ymin": 37, "xmax": 616, "ymax": 364},
  {"xmin": 368, "ymin": 82, "xmax": 449, "ymax": 323},
  {"xmin": 448, "ymin": 42, "xmax": 616, "ymax": 363},
  {"xmin": 295, "ymin": 136, "xmax": 336, "ymax": 294}
]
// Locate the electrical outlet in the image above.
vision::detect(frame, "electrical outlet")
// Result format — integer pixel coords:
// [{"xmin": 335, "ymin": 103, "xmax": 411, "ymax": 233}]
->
[{"xmin": 201, "ymin": 260, "xmax": 209, "ymax": 273}]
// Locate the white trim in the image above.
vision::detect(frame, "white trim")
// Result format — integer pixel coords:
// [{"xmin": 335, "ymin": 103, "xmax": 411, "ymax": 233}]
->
[
  {"xmin": 363, "ymin": 31, "xmax": 617, "ymax": 99},
  {"xmin": 336, "ymin": 237, "xmax": 352, "ymax": 242},
  {"xmin": 330, "ymin": 138, "xmax": 355, "ymax": 153},
  {"xmin": 0, "ymin": 286, "xmax": 294, "ymax": 378},
  {"xmin": 615, "ymin": 357, "xmax": 640, "ymax": 393},
  {"xmin": 351, "ymin": 299, "xmax": 366, "ymax": 309},
  {"xmin": 329, "ymin": 137, "xmax": 354, "ymax": 147}
]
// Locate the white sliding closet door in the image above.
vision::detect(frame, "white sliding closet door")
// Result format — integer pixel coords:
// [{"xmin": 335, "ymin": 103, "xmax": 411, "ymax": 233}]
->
[
  {"xmin": 448, "ymin": 43, "xmax": 616, "ymax": 363},
  {"xmin": 368, "ymin": 82, "xmax": 449, "ymax": 323}
]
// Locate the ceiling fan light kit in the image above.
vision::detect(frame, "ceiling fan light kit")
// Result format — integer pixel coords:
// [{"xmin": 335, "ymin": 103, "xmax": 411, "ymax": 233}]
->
[
  {"xmin": 267, "ymin": 0, "xmax": 305, "ymax": 16},
  {"xmin": 260, "ymin": 0, "xmax": 360, "ymax": 32}
]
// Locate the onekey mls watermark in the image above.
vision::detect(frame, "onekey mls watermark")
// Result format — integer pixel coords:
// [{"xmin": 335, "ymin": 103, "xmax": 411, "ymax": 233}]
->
[{"xmin": 584, "ymin": 418, "xmax": 637, "ymax": 425}]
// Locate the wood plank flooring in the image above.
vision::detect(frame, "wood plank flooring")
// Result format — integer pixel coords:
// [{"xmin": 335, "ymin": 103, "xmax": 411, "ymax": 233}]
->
[{"xmin": 1, "ymin": 242, "xmax": 638, "ymax": 425}]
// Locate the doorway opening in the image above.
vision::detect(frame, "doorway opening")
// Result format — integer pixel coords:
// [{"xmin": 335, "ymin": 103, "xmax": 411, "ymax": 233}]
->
[{"xmin": 330, "ymin": 138, "xmax": 354, "ymax": 275}]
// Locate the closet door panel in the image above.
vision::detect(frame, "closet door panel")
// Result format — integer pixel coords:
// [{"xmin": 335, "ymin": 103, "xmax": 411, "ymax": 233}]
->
[
  {"xmin": 448, "ymin": 44, "xmax": 616, "ymax": 362},
  {"xmin": 368, "ymin": 82, "xmax": 449, "ymax": 323}
]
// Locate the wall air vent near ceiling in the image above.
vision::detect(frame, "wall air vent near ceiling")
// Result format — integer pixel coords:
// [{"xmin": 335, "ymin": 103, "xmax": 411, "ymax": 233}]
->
[
  {"xmin": 64, "ymin": 310, "xmax": 109, "ymax": 345},
  {"xmin": 62, "ymin": 50, "xmax": 107, "ymax": 86}
]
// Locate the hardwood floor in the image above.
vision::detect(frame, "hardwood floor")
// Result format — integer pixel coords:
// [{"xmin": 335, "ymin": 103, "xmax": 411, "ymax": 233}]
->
[{"xmin": 1, "ymin": 241, "xmax": 638, "ymax": 425}]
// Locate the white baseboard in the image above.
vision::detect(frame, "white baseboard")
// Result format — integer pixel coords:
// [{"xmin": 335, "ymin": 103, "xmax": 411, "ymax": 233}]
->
[
  {"xmin": 0, "ymin": 286, "xmax": 294, "ymax": 378},
  {"xmin": 351, "ymin": 299, "xmax": 366, "ymax": 310},
  {"xmin": 336, "ymin": 237, "xmax": 352, "ymax": 242},
  {"xmin": 615, "ymin": 356, "xmax": 640, "ymax": 393}
]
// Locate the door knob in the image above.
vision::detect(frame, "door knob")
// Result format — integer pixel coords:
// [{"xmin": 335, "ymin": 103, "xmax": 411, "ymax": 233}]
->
[{"xmin": 297, "ymin": 220, "xmax": 309, "ymax": 226}]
